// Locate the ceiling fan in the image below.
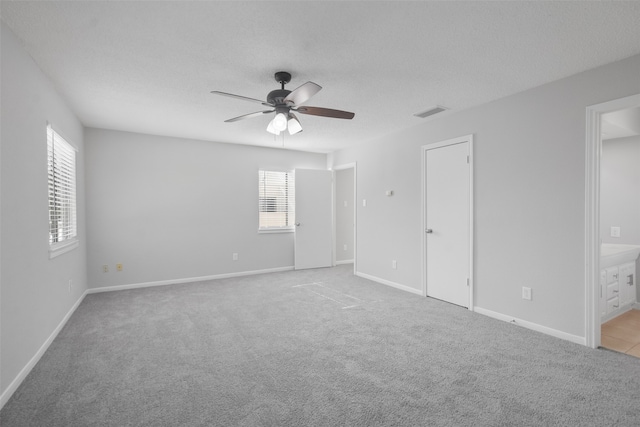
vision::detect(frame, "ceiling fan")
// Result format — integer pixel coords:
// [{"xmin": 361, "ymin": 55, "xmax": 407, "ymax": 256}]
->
[{"xmin": 211, "ymin": 71, "xmax": 355, "ymax": 135}]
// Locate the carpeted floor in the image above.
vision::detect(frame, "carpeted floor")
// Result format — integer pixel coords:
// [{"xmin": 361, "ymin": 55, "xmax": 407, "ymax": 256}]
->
[{"xmin": 2, "ymin": 265, "xmax": 640, "ymax": 426}]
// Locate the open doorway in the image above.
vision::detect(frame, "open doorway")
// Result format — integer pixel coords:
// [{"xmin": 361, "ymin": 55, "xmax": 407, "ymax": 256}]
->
[
  {"xmin": 585, "ymin": 94, "xmax": 640, "ymax": 350},
  {"xmin": 333, "ymin": 163, "xmax": 357, "ymax": 273},
  {"xmin": 599, "ymin": 106, "xmax": 640, "ymax": 356}
]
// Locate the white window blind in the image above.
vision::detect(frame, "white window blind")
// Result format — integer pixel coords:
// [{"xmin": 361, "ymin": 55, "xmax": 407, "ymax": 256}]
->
[
  {"xmin": 258, "ymin": 170, "xmax": 295, "ymax": 230},
  {"xmin": 48, "ymin": 125, "xmax": 77, "ymax": 247}
]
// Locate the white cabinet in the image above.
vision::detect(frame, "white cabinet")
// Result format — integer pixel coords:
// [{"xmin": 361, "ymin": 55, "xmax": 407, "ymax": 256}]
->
[
  {"xmin": 619, "ymin": 262, "xmax": 636, "ymax": 307},
  {"xmin": 601, "ymin": 262, "xmax": 637, "ymax": 322}
]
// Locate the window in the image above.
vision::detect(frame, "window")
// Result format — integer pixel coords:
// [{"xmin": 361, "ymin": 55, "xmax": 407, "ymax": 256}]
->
[
  {"xmin": 258, "ymin": 170, "xmax": 295, "ymax": 231},
  {"xmin": 47, "ymin": 124, "xmax": 78, "ymax": 256}
]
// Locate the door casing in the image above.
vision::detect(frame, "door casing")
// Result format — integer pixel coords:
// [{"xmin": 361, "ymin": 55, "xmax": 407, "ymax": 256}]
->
[{"xmin": 585, "ymin": 93, "xmax": 640, "ymax": 348}]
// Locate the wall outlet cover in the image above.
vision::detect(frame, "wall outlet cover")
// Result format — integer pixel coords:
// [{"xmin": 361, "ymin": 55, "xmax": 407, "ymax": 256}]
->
[{"xmin": 611, "ymin": 226, "xmax": 621, "ymax": 238}]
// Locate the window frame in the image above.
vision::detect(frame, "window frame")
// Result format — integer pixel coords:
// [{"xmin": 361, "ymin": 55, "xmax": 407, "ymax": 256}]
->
[
  {"xmin": 258, "ymin": 169, "xmax": 295, "ymax": 233},
  {"xmin": 47, "ymin": 124, "xmax": 79, "ymax": 258}
]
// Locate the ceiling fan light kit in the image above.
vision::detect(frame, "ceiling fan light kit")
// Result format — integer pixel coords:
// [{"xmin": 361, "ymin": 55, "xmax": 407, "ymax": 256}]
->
[
  {"xmin": 211, "ymin": 71, "xmax": 354, "ymax": 136},
  {"xmin": 271, "ymin": 112, "xmax": 288, "ymax": 132}
]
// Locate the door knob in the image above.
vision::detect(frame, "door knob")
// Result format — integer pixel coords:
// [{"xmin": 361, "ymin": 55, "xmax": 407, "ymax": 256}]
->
[
  {"xmin": 425, "ymin": 228, "xmax": 433, "ymax": 233},
  {"xmin": 296, "ymin": 223, "xmax": 301, "ymax": 227}
]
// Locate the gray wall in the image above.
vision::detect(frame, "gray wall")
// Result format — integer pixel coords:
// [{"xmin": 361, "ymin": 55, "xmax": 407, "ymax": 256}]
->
[
  {"xmin": 85, "ymin": 128, "xmax": 326, "ymax": 289},
  {"xmin": 601, "ymin": 135, "xmax": 640, "ymax": 245},
  {"xmin": 1, "ymin": 23, "xmax": 87, "ymax": 397},
  {"xmin": 330, "ymin": 54, "xmax": 640, "ymax": 339},
  {"xmin": 335, "ymin": 168, "xmax": 355, "ymax": 263}
]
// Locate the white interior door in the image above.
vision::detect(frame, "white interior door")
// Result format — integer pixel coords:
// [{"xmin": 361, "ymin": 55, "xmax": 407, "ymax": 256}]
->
[
  {"xmin": 424, "ymin": 138, "xmax": 472, "ymax": 307},
  {"xmin": 295, "ymin": 169, "xmax": 333, "ymax": 270}
]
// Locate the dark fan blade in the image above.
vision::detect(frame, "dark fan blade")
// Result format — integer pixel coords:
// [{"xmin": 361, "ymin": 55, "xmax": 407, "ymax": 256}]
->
[
  {"xmin": 224, "ymin": 110, "xmax": 274, "ymax": 123},
  {"xmin": 211, "ymin": 91, "xmax": 273, "ymax": 107},
  {"xmin": 283, "ymin": 82, "xmax": 322, "ymax": 106},
  {"xmin": 295, "ymin": 106, "xmax": 355, "ymax": 119}
]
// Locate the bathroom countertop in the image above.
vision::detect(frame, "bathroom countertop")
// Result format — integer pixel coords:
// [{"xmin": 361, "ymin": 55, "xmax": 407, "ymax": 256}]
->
[{"xmin": 601, "ymin": 243, "xmax": 640, "ymax": 268}]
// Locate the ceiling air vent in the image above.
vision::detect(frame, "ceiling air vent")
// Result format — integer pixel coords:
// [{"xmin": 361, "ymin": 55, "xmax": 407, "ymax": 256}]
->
[{"xmin": 413, "ymin": 106, "xmax": 448, "ymax": 119}]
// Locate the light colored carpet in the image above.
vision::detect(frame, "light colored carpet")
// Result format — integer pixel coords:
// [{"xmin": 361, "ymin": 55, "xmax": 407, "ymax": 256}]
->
[{"xmin": 2, "ymin": 265, "xmax": 640, "ymax": 426}]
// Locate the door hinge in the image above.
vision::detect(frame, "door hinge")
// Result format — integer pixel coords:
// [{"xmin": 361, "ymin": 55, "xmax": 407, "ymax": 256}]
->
[
  {"xmin": 466, "ymin": 278, "xmax": 470, "ymax": 287},
  {"xmin": 466, "ymin": 155, "xmax": 470, "ymax": 164}
]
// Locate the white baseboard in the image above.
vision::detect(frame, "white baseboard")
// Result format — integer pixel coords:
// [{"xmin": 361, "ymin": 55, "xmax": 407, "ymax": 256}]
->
[
  {"xmin": 355, "ymin": 271, "xmax": 423, "ymax": 296},
  {"xmin": 335, "ymin": 259, "xmax": 354, "ymax": 266},
  {"xmin": 87, "ymin": 266, "xmax": 295, "ymax": 294},
  {"xmin": 0, "ymin": 292, "xmax": 87, "ymax": 410},
  {"xmin": 474, "ymin": 306, "xmax": 586, "ymax": 346}
]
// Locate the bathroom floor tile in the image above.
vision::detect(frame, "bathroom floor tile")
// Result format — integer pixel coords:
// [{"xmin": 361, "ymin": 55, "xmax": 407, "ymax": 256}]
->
[
  {"xmin": 627, "ymin": 343, "xmax": 640, "ymax": 358},
  {"xmin": 601, "ymin": 323, "xmax": 640, "ymax": 342},
  {"xmin": 601, "ymin": 334, "xmax": 635, "ymax": 353},
  {"xmin": 601, "ymin": 309, "xmax": 640, "ymax": 359}
]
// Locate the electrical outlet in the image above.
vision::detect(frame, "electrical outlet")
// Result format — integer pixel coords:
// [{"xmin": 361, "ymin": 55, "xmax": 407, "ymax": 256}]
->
[
  {"xmin": 392, "ymin": 260, "xmax": 397, "ymax": 269},
  {"xmin": 522, "ymin": 287, "xmax": 532, "ymax": 301},
  {"xmin": 611, "ymin": 226, "xmax": 621, "ymax": 238},
  {"xmin": 116, "ymin": 263, "xmax": 123, "ymax": 272},
  {"xmin": 233, "ymin": 253, "xmax": 238, "ymax": 261},
  {"xmin": 343, "ymin": 244, "xmax": 347, "ymax": 251},
  {"xmin": 362, "ymin": 199, "xmax": 367, "ymax": 207},
  {"xmin": 103, "ymin": 265, "xmax": 108, "ymax": 273}
]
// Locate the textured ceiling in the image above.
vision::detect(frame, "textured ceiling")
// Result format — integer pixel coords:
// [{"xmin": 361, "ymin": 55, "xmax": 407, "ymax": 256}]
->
[{"xmin": 2, "ymin": 1, "xmax": 640, "ymax": 153}]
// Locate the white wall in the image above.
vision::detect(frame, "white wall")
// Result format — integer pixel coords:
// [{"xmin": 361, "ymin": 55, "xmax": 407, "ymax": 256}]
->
[
  {"xmin": 601, "ymin": 135, "xmax": 640, "ymax": 244},
  {"xmin": 1, "ymin": 23, "xmax": 87, "ymax": 401},
  {"xmin": 335, "ymin": 168, "xmax": 355, "ymax": 263},
  {"xmin": 330, "ymin": 54, "xmax": 640, "ymax": 340},
  {"xmin": 85, "ymin": 128, "xmax": 326, "ymax": 289}
]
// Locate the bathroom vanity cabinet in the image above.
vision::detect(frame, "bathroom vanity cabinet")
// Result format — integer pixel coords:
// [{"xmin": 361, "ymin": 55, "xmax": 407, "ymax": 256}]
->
[
  {"xmin": 600, "ymin": 244, "xmax": 640, "ymax": 323},
  {"xmin": 600, "ymin": 262, "xmax": 636, "ymax": 322}
]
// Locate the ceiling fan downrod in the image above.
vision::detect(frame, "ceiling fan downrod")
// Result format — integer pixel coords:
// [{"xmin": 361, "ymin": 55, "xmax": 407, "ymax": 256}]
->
[{"xmin": 274, "ymin": 71, "xmax": 291, "ymax": 90}]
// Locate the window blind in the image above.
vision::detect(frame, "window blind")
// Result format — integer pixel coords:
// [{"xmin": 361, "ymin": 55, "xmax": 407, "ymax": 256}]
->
[
  {"xmin": 258, "ymin": 170, "xmax": 295, "ymax": 230},
  {"xmin": 47, "ymin": 125, "xmax": 77, "ymax": 245}
]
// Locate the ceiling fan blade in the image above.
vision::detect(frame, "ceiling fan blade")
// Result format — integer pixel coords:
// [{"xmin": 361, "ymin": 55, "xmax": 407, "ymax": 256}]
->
[
  {"xmin": 211, "ymin": 91, "xmax": 273, "ymax": 107},
  {"xmin": 224, "ymin": 110, "xmax": 274, "ymax": 123},
  {"xmin": 295, "ymin": 106, "xmax": 355, "ymax": 120},
  {"xmin": 283, "ymin": 82, "xmax": 322, "ymax": 106}
]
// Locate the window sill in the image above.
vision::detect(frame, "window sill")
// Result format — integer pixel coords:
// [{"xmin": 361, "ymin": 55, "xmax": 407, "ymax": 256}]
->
[
  {"xmin": 49, "ymin": 239, "xmax": 79, "ymax": 259},
  {"xmin": 258, "ymin": 228, "xmax": 295, "ymax": 234}
]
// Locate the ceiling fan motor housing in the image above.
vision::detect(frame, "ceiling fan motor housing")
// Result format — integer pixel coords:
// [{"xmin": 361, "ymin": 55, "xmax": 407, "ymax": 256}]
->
[
  {"xmin": 267, "ymin": 89, "xmax": 292, "ymax": 106},
  {"xmin": 269, "ymin": 71, "xmax": 293, "ymax": 104}
]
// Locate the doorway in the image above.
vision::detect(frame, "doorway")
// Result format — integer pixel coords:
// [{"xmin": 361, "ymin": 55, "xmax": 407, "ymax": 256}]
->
[
  {"xmin": 585, "ymin": 94, "xmax": 640, "ymax": 349},
  {"xmin": 333, "ymin": 163, "xmax": 357, "ymax": 274},
  {"xmin": 294, "ymin": 169, "xmax": 333, "ymax": 270},
  {"xmin": 422, "ymin": 135, "xmax": 474, "ymax": 309}
]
